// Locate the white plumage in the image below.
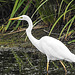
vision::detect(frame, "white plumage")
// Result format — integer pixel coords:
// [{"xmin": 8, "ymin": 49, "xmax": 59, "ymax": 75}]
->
[
  {"xmin": 39, "ymin": 36, "xmax": 75, "ymax": 62},
  {"xmin": 9, "ymin": 15, "xmax": 75, "ymax": 74}
]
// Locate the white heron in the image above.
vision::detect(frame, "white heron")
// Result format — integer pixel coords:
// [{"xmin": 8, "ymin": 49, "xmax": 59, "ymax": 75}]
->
[{"xmin": 9, "ymin": 15, "xmax": 75, "ymax": 74}]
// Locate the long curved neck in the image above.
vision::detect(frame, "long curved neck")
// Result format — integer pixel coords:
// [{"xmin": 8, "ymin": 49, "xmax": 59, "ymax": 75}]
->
[{"xmin": 26, "ymin": 16, "xmax": 38, "ymax": 46}]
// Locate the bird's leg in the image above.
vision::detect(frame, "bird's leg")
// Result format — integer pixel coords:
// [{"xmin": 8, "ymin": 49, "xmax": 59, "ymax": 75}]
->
[
  {"xmin": 47, "ymin": 62, "xmax": 49, "ymax": 73},
  {"xmin": 59, "ymin": 60, "xmax": 67, "ymax": 75}
]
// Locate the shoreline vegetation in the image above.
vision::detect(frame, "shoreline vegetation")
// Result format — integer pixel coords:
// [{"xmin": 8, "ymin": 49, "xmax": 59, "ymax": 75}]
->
[{"xmin": 0, "ymin": 0, "xmax": 75, "ymax": 74}]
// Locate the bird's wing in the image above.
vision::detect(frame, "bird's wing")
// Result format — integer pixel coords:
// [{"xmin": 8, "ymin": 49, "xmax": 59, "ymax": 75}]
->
[{"xmin": 40, "ymin": 36, "xmax": 72, "ymax": 60}]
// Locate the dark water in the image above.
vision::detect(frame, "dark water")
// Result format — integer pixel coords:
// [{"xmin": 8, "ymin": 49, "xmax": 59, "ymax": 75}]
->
[
  {"xmin": 0, "ymin": 47, "xmax": 75, "ymax": 75},
  {"xmin": 0, "ymin": 46, "xmax": 75, "ymax": 75}
]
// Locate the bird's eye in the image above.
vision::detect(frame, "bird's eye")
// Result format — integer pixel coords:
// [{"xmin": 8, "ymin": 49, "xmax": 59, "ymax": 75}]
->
[{"xmin": 20, "ymin": 17, "xmax": 23, "ymax": 19}]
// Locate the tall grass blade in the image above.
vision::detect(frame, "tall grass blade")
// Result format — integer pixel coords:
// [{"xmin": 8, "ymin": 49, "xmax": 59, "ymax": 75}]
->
[
  {"xmin": 5, "ymin": 0, "xmax": 25, "ymax": 31},
  {"xmin": 31, "ymin": 0, "xmax": 48, "ymax": 19},
  {"xmin": 66, "ymin": 16, "xmax": 75, "ymax": 37},
  {"xmin": 68, "ymin": 40, "xmax": 75, "ymax": 44},
  {"xmin": 58, "ymin": 0, "xmax": 64, "ymax": 17},
  {"xmin": 49, "ymin": 8, "xmax": 75, "ymax": 36},
  {"xmin": 14, "ymin": 0, "xmax": 32, "ymax": 30},
  {"xmin": 59, "ymin": 16, "xmax": 75, "ymax": 39},
  {"xmin": 25, "ymin": 0, "xmax": 48, "ymax": 41},
  {"xmin": 10, "ymin": 0, "xmax": 32, "ymax": 30},
  {"xmin": 64, "ymin": 0, "xmax": 74, "ymax": 20}
]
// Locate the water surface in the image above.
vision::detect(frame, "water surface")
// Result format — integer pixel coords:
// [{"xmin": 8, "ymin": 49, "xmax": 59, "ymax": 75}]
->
[{"xmin": 0, "ymin": 46, "xmax": 75, "ymax": 75}]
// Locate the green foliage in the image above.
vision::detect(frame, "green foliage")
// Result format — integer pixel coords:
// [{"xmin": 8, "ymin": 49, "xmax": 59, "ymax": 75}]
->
[
  {"xmin": 34, "ymin": 0, "xmax": 56, "ymax": 24},
  {"xmin": 64, "ymin": 0, "xmax": 74, "ymax": 20},
  {"xmin": 5, "ymin": 0, "xmax": 24, "ymax": 31},
  {"xmin": 5, "ymin": 0, "xmax": 32, "ymax": 31},
  {"xmin": 31, "ymin": 0, "xmax": 48, "ymax": 19},
  {"xmin": 49, "ymin": 8, "xmax": 75, "ymax": 36},
  {"xmin": 12, "ymin": 50, "xmax": 24, "ymax": 72},
  {"xmin": 0, "ymin": 0, "xmax": 75, "ymax": 73},
  {"xmin": 12, "ymin": 50, "xmax": 36, "ymax": 72},
  {"xmin": 59, "ymin": 16, "xmax": 75, "ymax": 39},
  {"xmin": 58, "ymin": 0, "xmax": 64, "ymax": 17},
  {"xmin": 66, "ymin": 16, "xmax": 75, "ymax": 37},
  {"xmin": 68, "ymin": 40, "xmax": 75, "ymax": 44}
]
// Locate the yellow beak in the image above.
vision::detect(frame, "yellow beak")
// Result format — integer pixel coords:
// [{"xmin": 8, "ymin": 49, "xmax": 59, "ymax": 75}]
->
[{"xmin": 9, "ymin": 17, "xmax": 20, "ymax": 20}]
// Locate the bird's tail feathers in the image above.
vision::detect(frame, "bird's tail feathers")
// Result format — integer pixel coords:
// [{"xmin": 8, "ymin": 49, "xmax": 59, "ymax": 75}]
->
[{"xmin": 69, "ymin": 53, "xmax": 75, "ymax": 62}]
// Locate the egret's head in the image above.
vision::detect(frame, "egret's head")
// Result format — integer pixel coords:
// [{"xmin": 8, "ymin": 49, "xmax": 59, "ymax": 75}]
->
[
  {"xmin": 9, "ymin": 15, "xmax": 29, "ymax": 21},
  {"xmin": 9, "ymin": 15, "xmax": 33, "ymax": 29}
]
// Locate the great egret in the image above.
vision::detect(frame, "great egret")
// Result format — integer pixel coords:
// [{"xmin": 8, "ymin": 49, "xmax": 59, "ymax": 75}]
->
[{"xmin": 9, "ymin": 15, "xmax": 75, "ymax": 74}]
